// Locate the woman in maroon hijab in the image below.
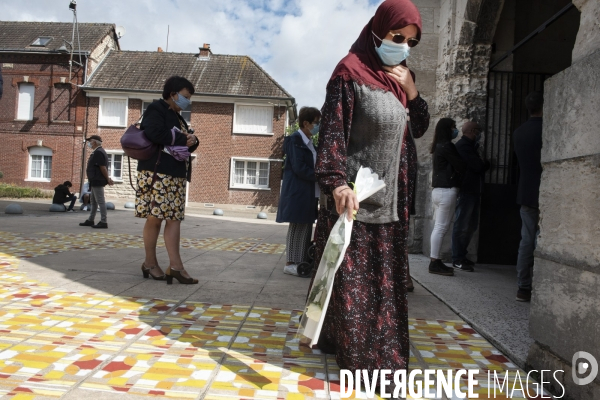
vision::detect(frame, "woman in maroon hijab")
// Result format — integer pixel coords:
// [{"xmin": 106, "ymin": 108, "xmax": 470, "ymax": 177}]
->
[{"xmin": 312, "ymin": 0, "xmax": 430, "ymax": 378}]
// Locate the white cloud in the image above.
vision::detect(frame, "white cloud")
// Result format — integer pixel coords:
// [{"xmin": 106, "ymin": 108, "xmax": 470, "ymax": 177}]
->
[{"xmin": 2, "ymin": 0, "xmax": 380, "ymax": 108}]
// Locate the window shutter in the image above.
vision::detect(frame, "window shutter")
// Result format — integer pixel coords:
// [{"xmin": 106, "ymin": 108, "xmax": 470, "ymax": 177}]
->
[
  {"xmin": 235, "ymin": 105, "xmax": 273, "ymax": 134},
  {"xmin": 101, "ymin": 98, "xmax": 127, "ymax": 126},
  {"xmin": 18, "ymin": 84, "xmax": 35, "ymax": 120}
]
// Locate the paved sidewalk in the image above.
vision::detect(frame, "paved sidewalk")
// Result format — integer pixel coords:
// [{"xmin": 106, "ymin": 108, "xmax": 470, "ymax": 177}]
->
[
  {"xmin": 409, "ymin": 256, "xmax": 533, "ymax": 368},
  {"xmin": 0, "ymin": 201, "xmax": 543, "ymax": 399}
]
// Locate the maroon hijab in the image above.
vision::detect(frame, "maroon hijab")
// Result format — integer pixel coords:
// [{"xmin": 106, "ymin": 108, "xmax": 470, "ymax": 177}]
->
[{"xmin": 330, "ymin": 0, "xmax": 422, "ymax": 107}]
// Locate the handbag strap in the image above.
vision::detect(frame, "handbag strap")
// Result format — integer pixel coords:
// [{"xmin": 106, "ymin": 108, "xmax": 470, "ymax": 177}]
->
[{"xmin": 128, "ymin": 150, "xmax": 163, "ymax": 193}]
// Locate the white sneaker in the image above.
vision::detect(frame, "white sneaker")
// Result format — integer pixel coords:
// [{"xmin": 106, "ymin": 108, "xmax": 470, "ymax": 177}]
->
[
  {"xmin": 82, "ymin": 206, "xmax": 88, "ymax": 211},
  {"xmin": 283, "ymin": 264, "xmax": 299, "ymax": 276}
]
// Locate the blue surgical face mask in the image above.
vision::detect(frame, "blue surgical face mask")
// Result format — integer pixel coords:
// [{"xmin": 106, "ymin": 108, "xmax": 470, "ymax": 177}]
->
[
  {"xmin": 86, "ymin": 141, "xmax": 93, "ymax": 149},
  {"xmin": 452, "ymin": 128, "xmax": 459, "ymax": 139},
  {"xmin": 373, "ymin": 31, "xmax": 410, "ymax": 66},
  {"xmin": 310, "ymin": 123, "xmax": 320, "ymax": 136},
  {"xmin": 172, "ymin": 92, "xmax": 191, "ymax": 110}
]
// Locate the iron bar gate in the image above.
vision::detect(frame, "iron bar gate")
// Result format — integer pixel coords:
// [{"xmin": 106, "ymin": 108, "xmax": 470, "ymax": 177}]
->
[
  {"xmin": 483, "ymin": 72, "xmax": 551, "ymax": 185},
  {"xmin": 477, "ymin": 71, "xmax": 550, "ymax": 265}
]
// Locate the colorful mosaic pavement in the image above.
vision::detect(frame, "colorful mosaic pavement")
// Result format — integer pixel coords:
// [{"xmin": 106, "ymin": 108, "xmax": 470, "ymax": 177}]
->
[
  {"xmin": 0, "ymin": 231, "xmax": 286, "ymax": 259},
  {"xmin": 0, "ymin": 231, "xmax": 547, "ymax": 399}
]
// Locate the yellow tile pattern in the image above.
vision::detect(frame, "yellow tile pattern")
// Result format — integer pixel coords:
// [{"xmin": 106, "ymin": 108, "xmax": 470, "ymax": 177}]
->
[{"xmin": 0, "ymin": 231, "xmax": 550, "ymax": 399}]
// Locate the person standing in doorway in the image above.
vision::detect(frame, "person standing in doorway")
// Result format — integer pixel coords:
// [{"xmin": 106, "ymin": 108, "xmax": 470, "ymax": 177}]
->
[
  {"xmin": 277, "ymin": 107, "xmax": 321, "ymax": 277},
  {"xmin": 513, "ymin": 91, "xmax": 543, "ymax": 302},
  {"xmin": 79, "ymin": 135, "xmax": 113, "ymax": 228},
  {"xmin": 451, "ymin": 121, "xmax": 490, "ymax": 271},
  {"xmin": 429, "ymin": 118, "xmax": 466, "ymax": 276}
]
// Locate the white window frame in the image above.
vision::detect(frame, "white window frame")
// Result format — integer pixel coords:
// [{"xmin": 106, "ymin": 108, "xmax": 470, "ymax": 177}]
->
[
  {"xmin": 31, "ymin": 36, "xmax": 53, "ymax": 47},
  {"xmin": 233, "ymin": 103, "xmax": 274, "ymax": 135},
  {"xmin": 180, "ymin": 102, "xmax": 192, "ymax": 126},
  {"xmin": 229, "ymin": 157, "xmax": 271, "ymax": 190},
  {"xmin": 26, "ymin": 146, "xmax": 53, "ymax": 182},
  {"xmin": 17, "ymin": 83, "xmax": 35, "ymax": 121},
  {"xmin": 98, "ymin": 96, "xmax": 128, "ymax": 127},
  {"xmin": 106, "ymin": 150, "xmax": 124, "ymax": 182}
]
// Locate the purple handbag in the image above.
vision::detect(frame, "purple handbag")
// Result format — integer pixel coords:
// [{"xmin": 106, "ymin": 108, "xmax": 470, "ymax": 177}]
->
[
  {"xmin": 164, "ymin": 127, "xmax": 191, "ymax": 162},
  {"xmin": 120, "ymin": 124, "xmax": 158, "ymax": 161}
]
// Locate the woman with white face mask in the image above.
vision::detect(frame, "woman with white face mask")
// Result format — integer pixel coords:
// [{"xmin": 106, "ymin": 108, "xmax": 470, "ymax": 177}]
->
[
  {"xmin": 276, "ymin": 107, "xmax": 321, "ymax": 277},
  {"xmin": 310, "ymin": 0, "xmax": 430, "ymax": 382},
  {"xmin": 135, "ymin": 76, "xmax": 200, "ymax": 284}
]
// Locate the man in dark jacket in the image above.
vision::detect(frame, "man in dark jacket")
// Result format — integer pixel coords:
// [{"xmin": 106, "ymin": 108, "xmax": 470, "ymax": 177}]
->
[
  {"xmin": 451, "ymin": 122, "xmax": 490, "ymax": 272},
  {"xmin": 53, "ymin": 181, "xmax": 77, "ymax": 212},
  {"xmin": 512, "ymin": 91, "xmax": 543, "ymax": 302},
  {"xmin": 79, "ymin": 135, "xmax": 113, "ymax": 228}
]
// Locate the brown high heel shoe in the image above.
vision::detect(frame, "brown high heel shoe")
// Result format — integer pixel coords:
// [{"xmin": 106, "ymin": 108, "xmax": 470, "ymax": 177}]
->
[
  {"xmin": 141, "ymin": 263, "xmax": 166, "ymax": 281},
  {"xmin": 165, "ymin": 267, "xmax": 198, "ymax": 285}
]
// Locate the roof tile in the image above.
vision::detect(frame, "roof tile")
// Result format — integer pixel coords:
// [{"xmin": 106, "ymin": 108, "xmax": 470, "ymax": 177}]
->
[
  {"xmin": 0, "ymin": 21, "xmax": 116, "ymax": 53},
  {"xmin": 84, "ymin": 51, "xmax": 293, "ymax": 99}
]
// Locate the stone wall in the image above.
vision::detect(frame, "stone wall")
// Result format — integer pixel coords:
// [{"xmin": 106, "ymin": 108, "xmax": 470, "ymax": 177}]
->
[
  {"xmin": 419, "ymin": 0, "xmax": 504, "ymax": 259},
  {"xmin": 527, "ymin": 1, "xmax": 600, "ymax": 398},
  {"xmin": 406, "ymin": 0, "xmax": 441, "ymax": 252}
]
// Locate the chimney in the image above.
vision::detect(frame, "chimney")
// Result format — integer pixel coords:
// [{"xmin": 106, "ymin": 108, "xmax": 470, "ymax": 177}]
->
[
  {"xmin": 199, "ymin": 43, "xmax": 211, "ymax": 59},
  {"xmin": 157, "ymin": 47, "xmax": 163, "ymax": 52}
]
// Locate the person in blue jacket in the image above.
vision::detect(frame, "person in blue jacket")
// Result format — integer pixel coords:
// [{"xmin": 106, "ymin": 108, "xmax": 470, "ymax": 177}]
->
[{"xmin": 276, "ymin": 107, "xmax": 321, "ymax": 277}]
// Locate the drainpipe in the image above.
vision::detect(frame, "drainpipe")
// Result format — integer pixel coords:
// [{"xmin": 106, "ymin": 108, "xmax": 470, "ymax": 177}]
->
[{"xmin": 78, "ymin": 93, "xmax": 89, "ymax": 196}]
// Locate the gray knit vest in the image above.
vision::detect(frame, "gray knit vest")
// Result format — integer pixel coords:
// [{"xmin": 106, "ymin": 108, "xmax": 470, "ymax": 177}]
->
[{"xmin": 333, "ymin": 83, "xmax": 407, "ymax": 224}]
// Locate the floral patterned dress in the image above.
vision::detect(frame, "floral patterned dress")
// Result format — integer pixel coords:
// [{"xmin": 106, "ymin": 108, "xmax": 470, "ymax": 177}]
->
[{"xmin": 313, "ymin": 76, "xmax": 429, "ymax": 374}]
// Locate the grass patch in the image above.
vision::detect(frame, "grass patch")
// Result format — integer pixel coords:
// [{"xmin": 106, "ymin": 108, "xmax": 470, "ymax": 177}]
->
[{"xmin": 0, "ymin": 183, "xmax": 52, "ymax": 199}]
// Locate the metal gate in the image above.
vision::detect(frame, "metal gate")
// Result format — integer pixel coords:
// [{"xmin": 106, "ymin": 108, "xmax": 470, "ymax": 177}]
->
[{"xmin": 477, "ymin": 72, "xmax": 550, "ymax": 265}]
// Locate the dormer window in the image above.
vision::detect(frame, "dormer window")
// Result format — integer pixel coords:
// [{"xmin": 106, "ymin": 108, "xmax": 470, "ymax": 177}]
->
[{"xmin": 31, "ymin": 37, "xmax": 53, "ymax": 47}]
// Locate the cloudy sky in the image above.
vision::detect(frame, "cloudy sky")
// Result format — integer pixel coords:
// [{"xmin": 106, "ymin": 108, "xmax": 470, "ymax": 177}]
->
[{"xmin": 3, "ymin": 0, "xmax": 382, "ymax": 108}]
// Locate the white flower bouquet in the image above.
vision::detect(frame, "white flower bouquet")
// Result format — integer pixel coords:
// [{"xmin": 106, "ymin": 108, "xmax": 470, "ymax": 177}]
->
[{"xmin": 298, "ymin": 166, "xmax": 386, "ymax": 347}]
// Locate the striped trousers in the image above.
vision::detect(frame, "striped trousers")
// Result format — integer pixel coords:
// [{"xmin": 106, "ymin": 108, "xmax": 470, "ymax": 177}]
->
[{"xmin": 286, "ymin": 223, "xmax": 313, "ymax": 264}]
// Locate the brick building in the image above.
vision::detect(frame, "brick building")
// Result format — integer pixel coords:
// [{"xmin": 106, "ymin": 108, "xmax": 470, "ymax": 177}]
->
[
  {"xmin": 0, "ymin": 21, "xmax": 120, "ymax": 191},
  {"xmin": 81, "ymin": 45, "xmax": 295, "ymax": 210}
]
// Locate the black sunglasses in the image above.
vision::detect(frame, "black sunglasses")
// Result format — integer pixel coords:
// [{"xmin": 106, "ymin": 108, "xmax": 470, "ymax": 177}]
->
[
  {"xmin": 372, "ymin": 31, "xmax": 420, "ymax": 48},
  {"xmin": 388, "ymin": 32, "xmax": 420, "ymax": 47}
]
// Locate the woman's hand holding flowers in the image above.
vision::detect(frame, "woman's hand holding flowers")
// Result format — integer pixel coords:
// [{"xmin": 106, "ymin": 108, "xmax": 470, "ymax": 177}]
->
[{"xmin": 333, "ymin": 185, "xmax": 359, "ymax": 222}]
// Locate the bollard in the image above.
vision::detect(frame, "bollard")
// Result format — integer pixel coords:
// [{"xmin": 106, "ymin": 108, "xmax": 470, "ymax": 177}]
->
[
  {"xmin": 257, "ymin": 212, "xmax": 267, "ymax": 219},
  {"xmin": 49, "ymin": 204, "xmax": 66, "ymax": 212},
  {"xmin": 124, "ymin": 202, "xmax": 135, "ymax": 209},
  {"xmin": 213, "ymin": 209, "xmax": 224, "ymax": 216},
  {"xmin": 5, "ymin": 204, "xmax": 23, "ymax": 214},
  {"xmin": 106, "ymin": 202, "xmax": 115, "ymax": 210}
]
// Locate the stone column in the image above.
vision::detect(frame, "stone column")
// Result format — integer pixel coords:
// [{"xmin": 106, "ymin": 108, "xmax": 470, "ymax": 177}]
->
[{"xmin": 527, "ymin": 1, "xmax": 600, "ymax": 399}]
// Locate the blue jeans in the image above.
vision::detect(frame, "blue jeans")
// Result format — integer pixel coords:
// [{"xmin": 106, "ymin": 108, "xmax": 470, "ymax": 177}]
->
[
  {"xmin": 516, "ymin": 205, "xmax": 539, "ymax": 290},
  {"xmin": 55, "ymin": 194, "xmax": 77, "ymax": 211},
  {"xmin": 451, "ymin": 193, "xmax": 480, "ymax": 262}
]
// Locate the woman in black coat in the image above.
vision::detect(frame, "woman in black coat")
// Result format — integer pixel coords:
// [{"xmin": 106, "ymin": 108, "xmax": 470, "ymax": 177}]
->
[
  {"xmin": 276, "ymin": 107, "xmax": 321, "ymax": 277},
  {"xmin": 429, "ymin": 118, "xmax": 466, "ymax": 276},
  {"xmin": 136, "ymin": 76, "xmax": 200, "ymax": 284}
]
